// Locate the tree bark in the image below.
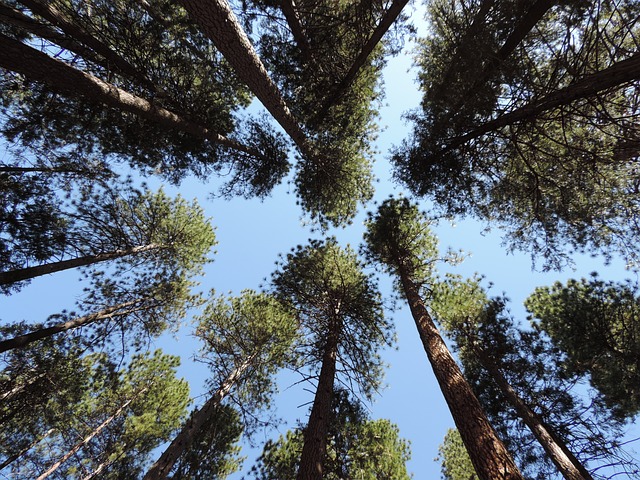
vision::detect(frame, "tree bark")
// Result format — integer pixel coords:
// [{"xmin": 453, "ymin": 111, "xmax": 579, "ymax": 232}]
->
[
  {"xmin": 314, "ymin": 0, "xmax": 410, "ymax": 123},
  {"xmin": 296, "ymin": 318, "xmax": 340, "ymax": 480},
  {"xmin": 0, "ymin": 33, "xmax": 264, "ymax": 158},
  {"xmin": 444, "ymin": 52, "xmax": 640, "ymax": 152},
  {"xmin": 474, "ymin": 347, "xmax": 593, "ymax": 480},
  {"xmin": 0, "ymin": 300, "xmax": 146, "ymax": 353},
  {"xmin": 177, "ymin": 0, "xmax": 315, "ymax": 160},
  {"xmin": 143, "ymin": 352, "xmax": 258, "ymax": 480},
  {"xmin": 398, "ymin": 265, "xmax": 523, "ymax": 480},
  {"xmin": 280, "ymin": 0, "xmax": 313, "ymax": 60},
  {"xmin": 36, "ymin": 391, "xmax": 145, "ymax": 480},
  {"xmin": 0, "ymin": 244, "xmax": 162, "ymax": 286}
]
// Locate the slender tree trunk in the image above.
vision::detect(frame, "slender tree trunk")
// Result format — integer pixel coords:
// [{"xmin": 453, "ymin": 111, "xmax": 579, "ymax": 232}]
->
[
  {"xmin": 143, "ymin": 352, "xmax": 258, "ymax": 480},
  {"xmin": 296, "ymin": 318, "xmax": 340, "ymax": 480},
  {"xmin": 474, "ymin": 347, "xmax": 593, "ymax": 480},
  {"xmin": 36, "ymin": 391, "xmax": 145, "ymax": 480},
  {"xmin": 0, "ymin": 244, "xmax": 162, "ymax": 286},
  {"xmin": 0, "ymin": 34, "xmax": 263, "ymax": 158},
  {"xmin": 177, "ymin": 0, "xmax": 315, "ymax": 160},
  {"xmin": 280, "ymin": 0, "xmax": 313, "ymax": 60},
  {"xmin": 0, "ymin": 428, "xmax": 54, "ymax": 471},
  {"xmin": 314, "ymin": 0, "xmax": 410, "ymax": 123},
  {"xmin": 444, "ymin": 52, "xmax": 640, "ymax": 152},
  {"xmin": 17, "ymin": 0, "xmax": 156, "ymax": 90},
  {"xmin": 0, "ymin": 300, "xmax": 146, "ymax": 353},
  {"xmin": 0, "ymin": 370, "xmax": 46, "ymax": 402},
  {"xmin": 397, "ymin": 265, "xmax": 523, "ymax": 480}
]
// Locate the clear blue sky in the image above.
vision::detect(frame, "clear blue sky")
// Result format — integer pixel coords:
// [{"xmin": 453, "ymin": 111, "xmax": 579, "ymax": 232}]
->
[{"xmin": 1, "ymin": 3, "xmax": 639, "ymax": 478}]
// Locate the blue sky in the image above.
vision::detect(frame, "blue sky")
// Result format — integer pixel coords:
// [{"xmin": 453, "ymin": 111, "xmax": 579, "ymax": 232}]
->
[{"xmin": 2, "ymin": 3, "xmax": 639, "ymax": 478}]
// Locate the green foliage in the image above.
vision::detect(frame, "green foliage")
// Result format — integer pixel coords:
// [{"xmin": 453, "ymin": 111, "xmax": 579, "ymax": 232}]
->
[
  {"xmin": 394, "ymin": 0, "xmax": 640, "ymax": 268},
  {"xmin": 1, "ymin": 348, "xmax": 190, "ymax": 479},
  {"xmin": 196, "ymin": 290, "xmax": 298, "ymax": 430},
  {"xmin": 272, "ymin": 238, "xmax": 392, "ymax": 399},
  {"xmin": 249, "ymin": 390, "xmax": 412, "ymax": 479},
  {"xmin": 362, "ymin": 197, "xmax": 441, "ymax": 291},
  {"xmin": 526, "ymin": 276, "xmax": 640, "ymax": 419},
  {"xmin": 170, "ymin": 404, "xmax": 244, "ymax": 479},
  {"xmin": 0, "ymin": 0, "xmax": 290, "ymax": 193},
  {"xmin": 436, "ymin": 428, "xmax": 478, "ymax": 480}
]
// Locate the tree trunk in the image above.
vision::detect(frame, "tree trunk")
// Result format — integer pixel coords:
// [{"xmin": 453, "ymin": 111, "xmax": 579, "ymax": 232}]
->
[
  {"xmin": 0, "ymin": 34, "xmax": 263, "ymax": 158},
  {"xmin": 0, "ymin": 428, "xmax": 54, "ymax": 471},
  {"xmin": 474, "ymin": 347, "xmax": 593, "ymax": 480},
  {"xmin": 444, "ymin": 52, "xmax": 640, "ymax": 152},
  {"xmin": 296, "ymin": 318, "xmax": 340, "ymax": 480},
  {"xmin": 0, "ymin": 300, "xmax": 146, "ymax": 353},
  {"xmin": 177, "ymin": 0, "xmax": 315, "ymax": 160},
  {"xmin": 280, "ymin": 0, "xmax": 313, "ymax": 60},
  {"xmin": 17, "ymin": 0, "xmax": 156, "ymax": 90},
  {"xmin": 36, "ymin": 390, "xmax": 145, "ymax": 480},
  {"xmin": 314, "ymin": 0, "xmax": 410, "ymax": 124},
  {"xmin": 143, "ymin": 352, "xmax": 258, "ymax": 480},
  {"xmin": 398, "ymin": 265, "xmax": 523, "ymax": 480},
  {"xmin": 0, "ymin": 244, "xmax": 162, "ymax": 286}
]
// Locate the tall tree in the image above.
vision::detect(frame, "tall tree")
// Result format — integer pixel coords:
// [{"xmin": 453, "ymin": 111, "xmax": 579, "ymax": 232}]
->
[
  {"xmin": 249, "ymin": 389, "xmax": 411, "ymax": 479},
  {"xmin": 432, "ymin": 278, "xmax": 639, "ymax": 479},
  {"xmin": 526, "ymin": 276, "xmax": 640, "ymax": 419},
  {"xmin": 271, "ymin": 239, "xmax": 393, "ymax": 480},
  {"xmin": 394, "ymin": 0, "xmax": 640, "ymax": 268},
  {"xmin": 363, "ymin": 198, "xmax": 523, "ymax": 480},
  {"xmin": 143, "ymin": 290, "xmax": 297, "ymax": 480},
  {"xmin": 2, "ymin": 349, "xmax": 190, "ymax": 479},
  {"xmin": 0, "ymin": 186, "xmax": 216, "ymax": 293},
  {"xmin": 0, "ymin": 0, "xmax": 289, "ymax": 194}
]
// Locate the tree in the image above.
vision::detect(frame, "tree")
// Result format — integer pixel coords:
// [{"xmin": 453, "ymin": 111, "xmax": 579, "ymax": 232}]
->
[
  {"xmin": 363, "ymin": 198, "xmax": 523, "ymax": 480},
  {"xmin": 250, "ymin": 389, "xmax": 411, "ymax": 479},
  {"xmin": 143, "ymin": 290, "xmax": 297, "ymax": 479},
  {"xmin": 526, "ymin": 276, "xmax": 640, "ymax": 419},
  {"xmin": 2, "ymin": 349, "xmax": 190, "ymax": 479},
  {"xmin": 436, "ymin": 428, "xmax": 478, "ymax": 480},
  {"xmin": 393, "ymin": 0, "xmax": 640, "ymax": 268},
  {"xmin": 0, "ymin": 185, "xmax": 216, "ymax": 293},
  {"xmin": 271, "ymin": 239, "xmax": 393, "ymax": 480},
  {"xmin": 431, "ymin": 278, "xmax": 639, "ymax": 479},
  {"xmin": 0, "ymin": 0, "xmax": 289, "ymax": 194}
]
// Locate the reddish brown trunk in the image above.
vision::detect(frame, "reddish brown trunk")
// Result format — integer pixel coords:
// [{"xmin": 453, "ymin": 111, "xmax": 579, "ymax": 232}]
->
[
  {"xmin": 0, "ymin": 244, "xmax": 162, "ymax": 286},
  {"xmin": 475, "ymin": 348, "xmax": 593, "ymax": 480},
  {"xmin": 398, "ymin": 266, "xmax": 523, "ymax": 480},
  {"xmin": 296, "ymin": 319, "xmax": 340, "ymax": 480},
  {"xmin": 143, "ymin": 353, "xmax": 257, "ymax": 480},
  {"xmin": 177, "ymin": 0, "xmax": 314, "ymax": 160},
  {"xmin": 0, "ymin": 300, "xmax": 146, "ymax": 353},
  {"xmin": 0, "ymin": 34, "xmax": 263, "ymax": 158}
]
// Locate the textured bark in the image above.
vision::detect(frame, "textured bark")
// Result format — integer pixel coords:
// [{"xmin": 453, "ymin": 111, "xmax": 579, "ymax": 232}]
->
[
  {"xmin": 36, "ymin": 391, "xmax": 144, "ymax": 480},
  {"xmin": 143, "ymin": 353, "xmax": 257, "ymax": 480},
  {"xmin": 0, "ymin": 300, "xmax": 145, "ymax": 353},
  {"xmin": 0, "ymin": 34, "xmax": 263, "ymax": 157},
  {"xmin": 0, "ymin": 244, "xmax": 162, "ymax": 286},
  {"xmin": 177, "ymin": 0, "xmax": 314, "ymax": 159},
  {"xmin": 444, "ymin": 52, "xmax": 640, "ymax": 152},
  {"xmin": 398, "ymin": 265, "xmax": 523, "ymax": 480},
  {"xmin": 314, "ymin": 0, "xmax": 410, "ymax": 123},
  {"xmin": 296, "ymin": 319, "xmax": 340, "ymax": 480},
  {"xmin": 475, "ymin": 348, "xmax": 593, "ymax": 480}
]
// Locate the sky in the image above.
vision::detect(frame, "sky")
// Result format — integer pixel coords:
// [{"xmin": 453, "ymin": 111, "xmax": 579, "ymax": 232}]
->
[{"xmin": 1, "ymin": 2, "xmax": 640, "ymax": 479}]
